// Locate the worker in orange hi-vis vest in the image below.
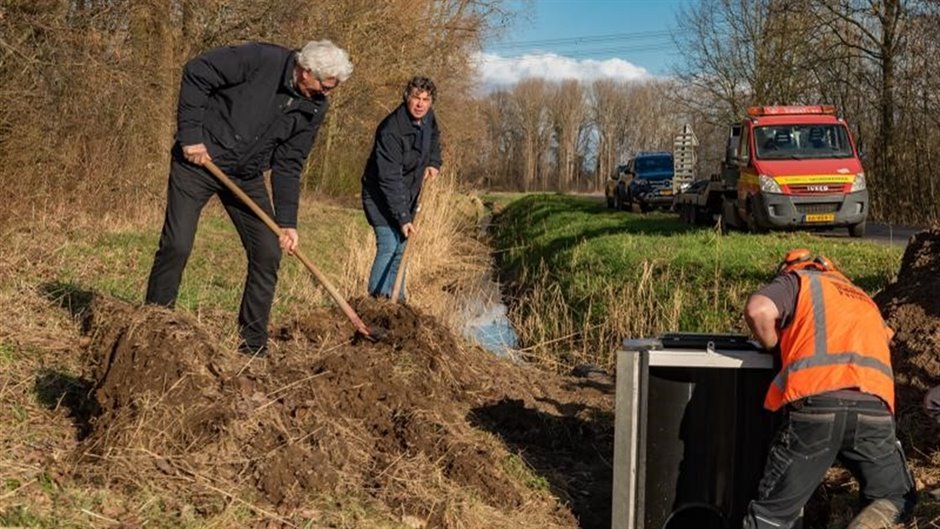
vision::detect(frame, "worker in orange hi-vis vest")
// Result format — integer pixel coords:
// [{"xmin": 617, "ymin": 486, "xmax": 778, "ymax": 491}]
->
[{"xmin": 741, "ymin": 249, "xmax": 916, "ymax": 529}]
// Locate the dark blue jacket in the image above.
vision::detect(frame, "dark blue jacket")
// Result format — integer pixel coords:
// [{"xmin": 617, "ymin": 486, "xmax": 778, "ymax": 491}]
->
[
  {"xmin": 361, "ymin": 104, "xmax": 442, "ymax": 227},
  {"xmin": 176, "ymin": 42, "xmax": 328, "ymax": 228}
]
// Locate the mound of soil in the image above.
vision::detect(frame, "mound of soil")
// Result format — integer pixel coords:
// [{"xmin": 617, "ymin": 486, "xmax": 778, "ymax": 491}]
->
[
  {"xmin": 75, "ymin": 296, "xmax": 615, "ymax": 528},
  {"xmin": 874, "ymin": 228, "xmax": 940, "ymax": 489}
]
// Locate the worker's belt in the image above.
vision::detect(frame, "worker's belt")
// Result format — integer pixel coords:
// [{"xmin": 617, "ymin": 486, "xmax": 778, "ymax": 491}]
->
[{"xmin": 788, "ymin": 390, "xmax": 887, "ymax": 412}]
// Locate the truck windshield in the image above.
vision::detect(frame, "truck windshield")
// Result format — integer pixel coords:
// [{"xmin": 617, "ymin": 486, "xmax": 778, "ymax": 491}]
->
[
  {"xmin": 754, "ymin": 124, "xmax": 855, "ymax": 160},
  {"xmin": 635, "ymin": 156, "xmax": 673, "ymax": 174}
]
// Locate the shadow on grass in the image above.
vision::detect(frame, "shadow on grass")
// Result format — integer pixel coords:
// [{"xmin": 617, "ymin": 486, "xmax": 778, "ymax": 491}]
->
[
  {"xmin": 33, "ymin": 368, "xmax": 99, "ymax": 439},
  {"xmin": 35, "ymin": 281, "xmax": 102, "ymax": 439},
  {"xmin": 38, "ymin": 281, "xmax": 96, "ymax": 330},
  {"xmin": 469, "ymin": 398, "xmax": 614, "ymax": 529}
]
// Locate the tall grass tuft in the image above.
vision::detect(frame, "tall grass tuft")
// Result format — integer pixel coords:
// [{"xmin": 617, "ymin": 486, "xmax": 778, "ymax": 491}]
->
[{"xmin": 337, "ymin": 171, "xmax": 491, "ymax": 332}]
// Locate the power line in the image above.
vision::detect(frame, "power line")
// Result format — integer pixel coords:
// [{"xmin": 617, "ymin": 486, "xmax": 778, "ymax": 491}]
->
[
  {"xmin": 488, "ymin": 30, "xmax": 673, "ymax": 50},
  {"xmin": 481, "ymin": 44, "xmax": 672, "ymax": 60}
]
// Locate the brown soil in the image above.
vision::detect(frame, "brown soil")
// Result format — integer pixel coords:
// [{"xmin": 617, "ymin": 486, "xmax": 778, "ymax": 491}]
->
[
  {"xmin": 72, "ymin": 296, "xmax": 615, "ymax": 528},
  {"xmin": 802, "ymin": 230, "xmax": 940, "ymax": 529},
  {"xmin": 874, "ymin": 228, "xmax": 940, "ymax": 490}
]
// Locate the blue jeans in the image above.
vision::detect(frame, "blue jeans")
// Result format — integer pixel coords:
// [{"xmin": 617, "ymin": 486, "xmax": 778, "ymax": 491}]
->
[
  {"xmin": 368, "ymin": 225, "xmax": 407, "ymax": 300},
  {"xmin": 742, "ymin": 394, "xmax": 916, "ymax": 529}
]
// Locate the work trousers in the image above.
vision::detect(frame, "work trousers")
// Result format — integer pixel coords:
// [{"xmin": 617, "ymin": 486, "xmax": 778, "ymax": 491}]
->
[
  {"xmin": 145, "ymin": 157, "xmax": 282, "ymax": 350},
  {"xmin": 367, "ymin": 225, "xmax": 407, "ymax": 301},
  {"xmin": 742, "ymin": 395, "xmax": 916, "ymax": 529}
]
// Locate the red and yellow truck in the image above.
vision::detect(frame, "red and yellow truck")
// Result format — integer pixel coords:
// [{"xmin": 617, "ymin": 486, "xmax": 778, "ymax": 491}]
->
[{"xmin": 675, "ymin": 105, "xmax": 869, "ymax": 236}]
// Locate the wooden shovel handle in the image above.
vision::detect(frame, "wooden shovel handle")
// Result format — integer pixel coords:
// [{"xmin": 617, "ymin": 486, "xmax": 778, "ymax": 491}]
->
[{"xmin": 203, "ymin": 160, "xmax": 372, "ymax": 337}]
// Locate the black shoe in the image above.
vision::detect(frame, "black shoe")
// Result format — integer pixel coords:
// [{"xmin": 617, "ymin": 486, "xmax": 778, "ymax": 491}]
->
[{"xmin": 238, "ymin": 343, "xmax": 268, "ymax": 358}]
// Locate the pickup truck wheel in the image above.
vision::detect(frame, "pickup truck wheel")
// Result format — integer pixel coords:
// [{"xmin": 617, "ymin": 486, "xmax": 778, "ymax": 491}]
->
[
  {"xmin": 848, "ymin": 221, "xmax": 866, "ymax": 238},
  {"xmin": 639, "ymin": 201, "xmax": 652, "ymax": 213}
]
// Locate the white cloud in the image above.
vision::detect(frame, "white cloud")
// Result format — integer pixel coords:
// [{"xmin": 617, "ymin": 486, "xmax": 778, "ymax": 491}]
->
[{"xmin": 473, "ymin": 52, "xmax": 653, "ymax": 92}]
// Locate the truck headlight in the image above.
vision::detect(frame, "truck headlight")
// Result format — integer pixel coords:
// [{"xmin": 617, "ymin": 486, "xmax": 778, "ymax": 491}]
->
[
  {"xmin": 850, "ymin": 172, "xmax": 866, "ymax": 192},
  {"xmin": 759, "ymin": 174, "xmax": 781, "ymax": 193}
]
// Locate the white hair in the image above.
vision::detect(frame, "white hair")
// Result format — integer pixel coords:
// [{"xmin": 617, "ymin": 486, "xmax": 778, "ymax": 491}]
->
[{"xmin": 298, "ymin": 40, "xmax": 353, "ymax": 82}]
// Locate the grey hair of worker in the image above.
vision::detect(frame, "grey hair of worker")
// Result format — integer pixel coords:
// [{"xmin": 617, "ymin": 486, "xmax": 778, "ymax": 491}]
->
[{"xmin": 298, "ymin": 40, "xmax": 353, "ymax": 82}]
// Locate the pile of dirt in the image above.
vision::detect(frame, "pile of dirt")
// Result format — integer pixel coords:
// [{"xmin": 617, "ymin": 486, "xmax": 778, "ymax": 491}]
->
[
  {"xmin": 73, "ymin": 295, "xmax": 615, "ymax": 528},
  {"xmin": 874, "ymin": 228, "xmax": 940, "ymax": 489}
]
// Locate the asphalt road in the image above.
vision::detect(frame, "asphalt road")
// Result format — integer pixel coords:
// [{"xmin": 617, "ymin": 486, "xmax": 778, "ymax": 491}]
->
[
  {"xmin": 818, "ymin": 222, "xmax": 922, "ymax": 247},
  {"xmin": 588, "ymin": 193, "xmax": 923, "ymax": 248}
]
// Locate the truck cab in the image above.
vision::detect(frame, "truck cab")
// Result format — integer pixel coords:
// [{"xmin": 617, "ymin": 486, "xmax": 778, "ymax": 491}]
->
[
  {"xmin": 733, "ymin": 105, "xmax": 868, "ymax": 236},
  {"xmin": 625, "ymin": 151, "xmax": 675, "ymax": 212}
]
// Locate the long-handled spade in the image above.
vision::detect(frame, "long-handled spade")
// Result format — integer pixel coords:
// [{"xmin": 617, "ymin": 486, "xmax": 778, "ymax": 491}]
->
[
  {"xmin": 390, "ymin": 182, "xmax": 428, "ymax": 304},
  {"xmin": 203, "ymin": 160, "xmax": 385, "ymax": 341}
]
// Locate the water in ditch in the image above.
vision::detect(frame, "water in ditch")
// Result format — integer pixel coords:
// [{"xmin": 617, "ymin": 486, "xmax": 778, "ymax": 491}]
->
[{"xmin": 459, "ymin": 274, "xmax": 519, "ymax": 359}]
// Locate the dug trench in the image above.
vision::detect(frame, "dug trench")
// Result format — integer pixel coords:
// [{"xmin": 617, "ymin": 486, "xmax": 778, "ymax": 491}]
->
[
  {"xmin": 42, "ymin": 229, "xmax": 940, "ymax": 528},
  {"xmin": 57, "ymin": 295, "xmax": 615, "ymax": 528}
]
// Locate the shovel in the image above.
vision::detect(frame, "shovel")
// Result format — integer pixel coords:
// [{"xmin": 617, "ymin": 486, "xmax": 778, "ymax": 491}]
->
[
  {"xmin": 390, "ymin": 179, "xmax": 429, "ymax": 303},
  {"xmin": 203, "ymin": 160, "xmax": 384, "ymax": 341}
]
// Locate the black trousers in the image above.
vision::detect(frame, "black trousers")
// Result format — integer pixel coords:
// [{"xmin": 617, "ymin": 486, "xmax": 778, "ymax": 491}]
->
[
  {"xmin": 742, "ymin": 395, "xmax": 916, "ymax": 529},
  {"xmin": 145, "ymin": 157, "xmax": 282, "ymax": 349}
]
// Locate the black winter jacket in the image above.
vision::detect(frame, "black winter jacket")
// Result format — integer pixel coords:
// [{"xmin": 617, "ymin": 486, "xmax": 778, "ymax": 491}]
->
[
  {"xmin": 176, "ymin": 42, "xmax": 328, "ymax": 228},
  {"xmin": 361, "ymin": 104, "xmax": 442, "ymax": 227}
]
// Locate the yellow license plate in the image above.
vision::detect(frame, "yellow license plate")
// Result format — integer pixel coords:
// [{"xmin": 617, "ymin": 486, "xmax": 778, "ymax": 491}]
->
[
  {"xmin": 661, "ymin": 189, "xmax": 673, "ymax": 195},
  {"xmin": 805, "ymin": 213, "xmax": 835, "ymax": 223}
]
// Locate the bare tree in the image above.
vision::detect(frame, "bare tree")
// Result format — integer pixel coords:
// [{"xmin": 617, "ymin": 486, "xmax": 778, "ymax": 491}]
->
[
  {"xmin": 591, "ymin": 80, "xmax": 630, "ymax": 189},
  {"xmin": 506, "ymin": 78, "xmax": 551, "ymax": 191},
  {"xmin": 549, "ymin": 80, "xmax": 587, "ymax": 190},
  {"xmin": 811, "ymin": 0, "xmax": 909, "ymax": 218},
  {"xmin": 673, "ymin": 0, "xmax": 821, "ymax": 117}
]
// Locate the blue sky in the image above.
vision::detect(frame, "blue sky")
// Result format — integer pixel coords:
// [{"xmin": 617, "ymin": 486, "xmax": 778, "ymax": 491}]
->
[{"xmin": 476, "ymin": 0, "xmax": 685, "ymax": 88}]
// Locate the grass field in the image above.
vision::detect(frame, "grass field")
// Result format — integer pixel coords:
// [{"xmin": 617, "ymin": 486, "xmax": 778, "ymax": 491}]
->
[{"xmin": 491, "ymin": 193, "xmax": 904, "ymax": 369}]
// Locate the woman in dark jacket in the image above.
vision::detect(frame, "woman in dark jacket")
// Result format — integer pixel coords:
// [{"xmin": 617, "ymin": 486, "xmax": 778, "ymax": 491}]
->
[{"xmin": 361, "ymin": 77, "xmax": 442, "ymax": 300}]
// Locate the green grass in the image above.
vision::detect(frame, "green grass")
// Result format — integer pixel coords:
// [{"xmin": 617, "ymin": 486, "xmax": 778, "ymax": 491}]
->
[
  {"xmin": 48, "ymin": 201, "xmax": 369, "ymax": 318},
  {"xmin": 493, "ymin": 194, "xmax": 903, "ymax": 366},
  {"xmin": 502, "ymin": 453, "xmax": 550, "ymax": 492}
]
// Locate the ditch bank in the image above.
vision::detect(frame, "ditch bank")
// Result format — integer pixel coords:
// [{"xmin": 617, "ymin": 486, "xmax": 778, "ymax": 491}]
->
[{"xmin": 72, "ymin": 295, "xmax": 614, "ymax": 528}]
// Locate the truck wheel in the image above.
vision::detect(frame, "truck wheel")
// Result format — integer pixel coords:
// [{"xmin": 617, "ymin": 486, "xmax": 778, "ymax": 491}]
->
[
  {"xmin": 717, "ymin": 212, "xmax": 729, "ymax": 234},
  {"xmin": 746, "ymin": 215, "xmax": 768, "ymax": 234},
  {"xmin": 745, "ymin": 199, "xmax": 768, "ymax": 234},
  {"xmin": 684, "ymin": 205, "xmax": 696, "ymax": 225},
  {"xmin": 639, "ymin": 201, "xmax": 652, "ymax": 213},
  {"xmin": 848, "ymin": 221, "xmax": 866, "ymax": 238}
]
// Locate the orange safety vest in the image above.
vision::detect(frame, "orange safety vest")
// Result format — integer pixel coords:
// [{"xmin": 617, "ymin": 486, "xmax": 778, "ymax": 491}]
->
[{"xmin": 764, "ymin": 269, "xmax": 895, "ymax": 412}]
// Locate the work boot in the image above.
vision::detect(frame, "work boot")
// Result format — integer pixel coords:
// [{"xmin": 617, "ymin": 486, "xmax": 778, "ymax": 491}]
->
[
  {"xmin": 847, "ymin": 499, "xmax": 900, "ymax": 529},
  {"xmin": 238, "ymin": 341, "xmax": 268, "ymax": 359}
]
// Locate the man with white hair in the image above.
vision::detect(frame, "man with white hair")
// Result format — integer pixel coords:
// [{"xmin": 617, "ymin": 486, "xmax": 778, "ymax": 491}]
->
[{"xmin": 146, "ymin": 40, "xmax": 352, "ymax": 357}]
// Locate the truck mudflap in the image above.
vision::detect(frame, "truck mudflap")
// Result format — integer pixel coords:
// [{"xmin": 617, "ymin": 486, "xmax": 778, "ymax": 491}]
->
[{"xmin": 752, "ymin": 189, "xmax": 868, "ymax": 229}]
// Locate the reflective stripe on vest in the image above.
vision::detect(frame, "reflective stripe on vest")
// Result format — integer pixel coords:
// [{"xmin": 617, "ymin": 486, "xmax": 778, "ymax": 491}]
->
[{"xmin": 765, "ymin": 270, "xmax": 895, "ymax": 411}]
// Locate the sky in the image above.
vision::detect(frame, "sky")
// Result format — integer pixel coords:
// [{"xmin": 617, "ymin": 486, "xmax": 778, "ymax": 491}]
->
[{"xmin": 475, "ymin": 0, "xmax": 685, "ymax": 90}]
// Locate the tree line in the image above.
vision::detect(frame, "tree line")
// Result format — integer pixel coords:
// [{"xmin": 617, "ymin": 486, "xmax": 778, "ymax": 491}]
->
[
  {"xmin": 673, "ymin": 0, "xmax": 940, "ymax": 224},
  {"xmin": 467, "ymin": 78, "xmax": 686, "ymax": 192},
  {"xmin": 1, "ymin": 0, "xmax": 938, "ymax": 225},
  {"xmin": 0, "ymin": 0, "xmax": 506, "ymax": 227},
  {"xmin": 469, "ymin": 0, "xmax": 940, "ymax": 224}
]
